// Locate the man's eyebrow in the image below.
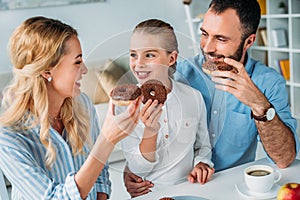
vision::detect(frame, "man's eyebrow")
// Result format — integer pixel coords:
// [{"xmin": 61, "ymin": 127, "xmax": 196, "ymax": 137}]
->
[{"xmin": 200, "ymin": 27, "xmax": 230, "ymax": 39}]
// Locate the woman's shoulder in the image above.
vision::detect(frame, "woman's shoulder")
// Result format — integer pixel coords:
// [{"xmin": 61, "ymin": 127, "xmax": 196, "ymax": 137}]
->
[{"xmin": 0, "ymin": 126, "xmax": 35, "ymax": 150}]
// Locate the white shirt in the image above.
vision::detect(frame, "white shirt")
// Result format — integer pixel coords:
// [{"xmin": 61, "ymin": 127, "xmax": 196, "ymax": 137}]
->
[{"xmin": 121, "ymin": 79, "xmax": 213, "ymax": 190}]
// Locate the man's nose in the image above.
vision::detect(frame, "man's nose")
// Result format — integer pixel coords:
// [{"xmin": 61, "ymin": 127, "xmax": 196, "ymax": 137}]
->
[{"xmin": 201, "ymin": 37, "xmax": 216, "ymax": 53}]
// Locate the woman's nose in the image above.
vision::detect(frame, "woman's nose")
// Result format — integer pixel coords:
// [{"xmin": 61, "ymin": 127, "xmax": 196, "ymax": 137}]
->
[{"xmin": 81, "ymin": 62, "xmax": 88, "ymax": 75}]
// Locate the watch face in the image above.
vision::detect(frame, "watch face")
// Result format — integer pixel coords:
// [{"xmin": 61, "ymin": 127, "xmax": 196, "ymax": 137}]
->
[{"xmin": 266, "ymin": 108, "xmax": 276, "ymax": 120}]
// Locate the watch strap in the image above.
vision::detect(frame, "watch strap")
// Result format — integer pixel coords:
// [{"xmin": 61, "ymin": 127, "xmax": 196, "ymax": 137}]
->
[{"xmin": 251, "ymin": 103, "xmax": 274, "ymax": 122}]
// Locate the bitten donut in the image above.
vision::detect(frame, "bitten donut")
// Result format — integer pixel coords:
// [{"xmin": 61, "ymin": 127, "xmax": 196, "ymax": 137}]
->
[
  {"xmin": 202, "ymin": 60, "xmax": 238, "ymax": 75},
  {"xmin": 140, "ymin": 79, "xmax": 167, "ymax": 104},
  {"xmin": 110, "ymin": 84, "xmax": 142, "ymax": 106}
]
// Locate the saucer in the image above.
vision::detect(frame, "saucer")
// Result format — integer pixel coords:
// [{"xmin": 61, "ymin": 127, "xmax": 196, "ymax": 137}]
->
[
  {"xmin": 235, "ymin": 182, "xmax": 280, "ymax": 199},
  {"xmin": 172, "ymin": 196, "xmax": 208, "ymax": 200}
]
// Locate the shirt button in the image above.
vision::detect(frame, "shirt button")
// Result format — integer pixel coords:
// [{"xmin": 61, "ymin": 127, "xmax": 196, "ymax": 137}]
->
[
  {"xmin": 213, "ymin": 110, "xmax": 218, "ymax": 115},
  {"xmin": 212, "ymin": 134, "xmax": 216, "ymax": 138},
  {"xmin": 165, "ymin": 134, "xmax": 169, "ymax": 139}
]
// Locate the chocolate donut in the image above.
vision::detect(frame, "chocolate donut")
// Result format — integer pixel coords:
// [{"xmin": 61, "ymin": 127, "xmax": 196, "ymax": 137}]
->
[
  {"xmin": 202, "ymin": 60, "xmax": 238, "ymax": 75},
  {"xmin": 110, "ymin": 84, "xmax": 142, "ymax": 106},
  {"xmin": 140, "ymin": 79, "xmax": 167, "ymax": 104}
]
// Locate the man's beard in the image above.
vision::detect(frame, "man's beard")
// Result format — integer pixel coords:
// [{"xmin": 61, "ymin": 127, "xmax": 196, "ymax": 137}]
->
[{"xmin": 201, "ymin": 39, "xmax": 245, "ymax": 62}]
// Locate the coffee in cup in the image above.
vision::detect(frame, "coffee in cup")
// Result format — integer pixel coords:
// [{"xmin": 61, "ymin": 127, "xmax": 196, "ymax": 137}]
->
[{"xmin": 244, "ymin": 165, "xmax": 281, "ymax": 193}]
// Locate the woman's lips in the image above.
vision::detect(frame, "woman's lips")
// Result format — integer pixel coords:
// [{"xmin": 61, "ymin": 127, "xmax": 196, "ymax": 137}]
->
[{"xmin": 75, "ymin": 81, "xmax": 81, "ymax": 88}]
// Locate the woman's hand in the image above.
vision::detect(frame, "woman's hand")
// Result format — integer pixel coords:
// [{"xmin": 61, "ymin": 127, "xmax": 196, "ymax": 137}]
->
[
  {"xmin": 90, "ymin": 98, "xmax": 142, "ymax": 165},
  {"xmin": 101, "ymin": 98, "xmax": 142, "ymax": 145}
]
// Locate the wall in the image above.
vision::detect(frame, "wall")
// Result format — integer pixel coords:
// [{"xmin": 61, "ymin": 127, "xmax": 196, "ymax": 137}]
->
[{"xmin": 0, "ymin": 0, "xmax": 210, "ymax": 73}]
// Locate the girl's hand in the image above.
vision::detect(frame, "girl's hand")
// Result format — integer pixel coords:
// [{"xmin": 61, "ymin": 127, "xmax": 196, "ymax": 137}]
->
[
  {"xmin": 140, "ymin": 99, "xmax": 163, "ymax": 136},
  {"xmin": 188, "ymin": 162, "xmax": 215, "ymax": 184}
]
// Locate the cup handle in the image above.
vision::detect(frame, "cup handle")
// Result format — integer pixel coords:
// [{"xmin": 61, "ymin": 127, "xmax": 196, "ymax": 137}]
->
[{"xmin": 274, "ymin": 169, "xmax": 281, "ymax": 183}]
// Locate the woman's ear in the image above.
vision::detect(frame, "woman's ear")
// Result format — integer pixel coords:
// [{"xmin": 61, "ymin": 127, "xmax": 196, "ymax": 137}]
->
[
  {"xmin": 244, "ymin": 34, "xmax": 256, "ymax": 51},
  {"xmin": 40, "ymin": 70, "xmax": 51, "ymax": 80},
  {"xmin": 168, "ymin": 51, "xmax": 178, "ymax": 66}
]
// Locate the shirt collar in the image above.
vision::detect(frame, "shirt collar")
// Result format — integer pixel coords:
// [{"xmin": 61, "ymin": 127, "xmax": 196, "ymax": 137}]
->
[
  {"xmin": 167, "ymin": 78, "xmax": 176, "ymax": 100},
  {"xmin": 243, "ymin": 52, "xmax": 255, "ymax": 77}
]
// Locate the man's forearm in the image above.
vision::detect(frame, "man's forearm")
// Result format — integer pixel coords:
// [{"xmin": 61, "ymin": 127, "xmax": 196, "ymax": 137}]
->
[
  {"xmin": 256, "ymin": 115, "xmax": 296, "ymax": 168},
  {"xmin": 97, "ymin": 192, "xmax": 108, "ymax": 200}
]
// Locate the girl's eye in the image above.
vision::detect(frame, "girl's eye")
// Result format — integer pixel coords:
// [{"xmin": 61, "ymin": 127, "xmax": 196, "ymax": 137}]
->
[
  {"xmin": 130, "ymin": 53, "xmax": 137, "ymax": 58},
  {"xmin": 146, "ymin": 53, "xmax": 155, "ymax": 58}
]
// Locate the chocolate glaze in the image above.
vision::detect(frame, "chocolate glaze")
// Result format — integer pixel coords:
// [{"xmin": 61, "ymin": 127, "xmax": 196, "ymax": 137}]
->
[
  {"xmin": 141, "ymin": 79, "xmax": 167, "ymax": 104},
  {"xmin": 110, "ymin": 84, "xmax": 142, "ymax": 101},
  {"xmin": 202, "ymin": 60, "xmax": 238, "ymax": 73}
]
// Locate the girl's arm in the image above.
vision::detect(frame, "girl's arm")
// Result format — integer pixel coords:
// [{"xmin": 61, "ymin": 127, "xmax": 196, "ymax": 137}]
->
[{"xmin": 139, "ymin": 100, "xmax": 163, "ymax": 162}]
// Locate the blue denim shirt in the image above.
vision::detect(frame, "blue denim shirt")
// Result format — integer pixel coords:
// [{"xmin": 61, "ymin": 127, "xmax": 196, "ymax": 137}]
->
[{"xmin": 175, "ymin": 53, "xmax": 299, "ymax": 172}]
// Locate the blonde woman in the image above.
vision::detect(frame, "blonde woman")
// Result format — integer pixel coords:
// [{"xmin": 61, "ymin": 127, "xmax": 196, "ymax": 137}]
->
[{"xmin": 0, "ymin": 16, "xmax": 141, "ymax": 200}]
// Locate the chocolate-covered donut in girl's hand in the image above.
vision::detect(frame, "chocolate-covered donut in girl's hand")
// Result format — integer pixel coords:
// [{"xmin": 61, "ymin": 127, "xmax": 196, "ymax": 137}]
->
[
  {"xmin": 140, "ymin": 79, "xmax": 167, "ymax": 104},
  {"xmin": 110, "ymin": 84, "xmax": 142, "ymax": 106}
]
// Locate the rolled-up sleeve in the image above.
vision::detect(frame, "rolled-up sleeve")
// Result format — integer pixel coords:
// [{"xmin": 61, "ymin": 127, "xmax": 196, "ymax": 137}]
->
[{"xmin": 95, "ymin": 162, "xmax": 111, "ymax": 197}]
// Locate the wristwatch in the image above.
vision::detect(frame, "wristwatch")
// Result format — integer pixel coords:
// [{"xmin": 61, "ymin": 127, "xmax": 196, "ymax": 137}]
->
[{"xmin": 251, "ymin": 103, "xmax": 276, "ymax": 122}]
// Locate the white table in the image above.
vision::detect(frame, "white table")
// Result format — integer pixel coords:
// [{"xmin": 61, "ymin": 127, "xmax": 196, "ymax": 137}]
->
[{"xmin": 133, "ymin": 158, "xmax": 300, "ymax": 200}]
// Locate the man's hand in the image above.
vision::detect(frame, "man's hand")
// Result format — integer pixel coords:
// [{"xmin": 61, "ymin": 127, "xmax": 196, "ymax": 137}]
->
[
  {"xmin": 123, "ymin": 166, "xmax": 154, "ymax": 198},
  {"xmin": 211, "ymin": 58, "xmax": 269, "ymax": 114},
  {"xmin": 188, "ymin": 162, "xmax": 214, "ymax": 184}
]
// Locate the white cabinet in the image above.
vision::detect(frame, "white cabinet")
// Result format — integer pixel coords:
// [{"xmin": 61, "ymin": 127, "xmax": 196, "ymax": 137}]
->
[{"xmin": 249, "ymin": 0, "xmax": 300, "ymax": 133}]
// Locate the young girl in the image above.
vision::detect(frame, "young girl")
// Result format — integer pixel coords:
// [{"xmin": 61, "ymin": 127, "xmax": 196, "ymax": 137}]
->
[{"xmin": 121, "ymin": 19, "xmax": 214, "ymax": 195}]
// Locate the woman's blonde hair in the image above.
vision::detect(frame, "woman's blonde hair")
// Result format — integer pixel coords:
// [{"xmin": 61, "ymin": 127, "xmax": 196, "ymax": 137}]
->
[
  {"xmin": 0, "ymin": 16, "xmax": 90, "ymax": 168},
  {"xmin": 133, "ymin": 19, "xmax": 179, "ymax": 76}
]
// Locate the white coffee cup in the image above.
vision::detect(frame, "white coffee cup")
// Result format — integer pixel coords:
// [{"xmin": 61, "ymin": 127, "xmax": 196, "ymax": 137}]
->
[{"xmin": 244, "ymin": 164, "xmax": 281, "ymax": 193}]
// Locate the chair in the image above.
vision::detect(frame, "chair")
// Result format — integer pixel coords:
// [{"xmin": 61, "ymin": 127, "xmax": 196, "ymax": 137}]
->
[{"xmin": 0, "ymin": 169, "xmax": 9, "ymax": 200}]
